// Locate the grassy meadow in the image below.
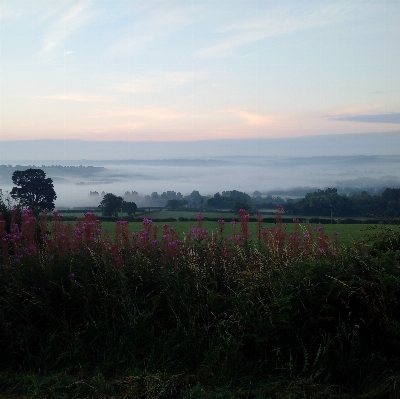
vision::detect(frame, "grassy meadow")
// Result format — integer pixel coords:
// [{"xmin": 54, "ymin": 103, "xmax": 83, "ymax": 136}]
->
[
  {"xmin": 0, "ymin": 206, "xmax": 399, "ymax": 398},
  {"xmin": 101, "ymin": 221, "xmax": 397, "ymax": 247},
  {"xmin": 59, "ymin": 209, "xmax": 400, "ymax": 248}
]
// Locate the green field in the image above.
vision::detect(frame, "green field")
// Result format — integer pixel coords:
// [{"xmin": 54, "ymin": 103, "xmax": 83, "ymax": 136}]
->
[
  {"xmin": 139, "ymin": 209, "xmax": 245, "ymax": 219},
  {"xmin": 59, "ymin": 209, "xmax": 240, "ymax": 219},
  {"xmin": 97, "ymin": 220, "xmax": 398, "ymax": 247},
  {"xmin": 58, "ymin": 210, "xmax": 400, "ymax": 247}
]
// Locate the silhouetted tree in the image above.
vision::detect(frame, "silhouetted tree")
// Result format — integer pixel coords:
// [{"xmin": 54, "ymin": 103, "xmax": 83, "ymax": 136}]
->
[
  {"xmin": 285, "ymin": 188, "xmax": 357, "ymax": 217},
  {"xmin": 10, "ymin": 168, "xmax": 56, "ymax": 215},
  {"xmin": 99, "ymin": 193, "xmax": 124, "ymax": 216},
  {"xmin": 165, "ymin": 199, "xmax": 188, "ymax": 210},
  {"xmin": 121, "ymin": 201, "xmax": 137, "ymax": 216},
  {"xmin": 205, "ymin": 190, "xmax": 254, "ymax": 211},
  {"xmin": 184, "ymin": 190, "xmax": 203, "ymax": 207}
]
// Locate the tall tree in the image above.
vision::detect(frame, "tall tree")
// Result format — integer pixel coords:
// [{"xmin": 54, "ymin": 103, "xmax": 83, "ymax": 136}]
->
[
  {"xmin": 99, "ymin": 193, "xmax": 124, "ymax": 216},
  {"xmin": 11, "ymin": 168, "xmax": 56, "ymax": 214},
  {"xmin": 121, "ymin": 201, "xmax": 137, "ymax": 216}
]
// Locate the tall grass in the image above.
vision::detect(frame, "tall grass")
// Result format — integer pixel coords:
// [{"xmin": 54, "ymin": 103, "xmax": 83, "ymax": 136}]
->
[{"xmin": 0, "ymin": 206, "xmax": 399, "ymax": 398}]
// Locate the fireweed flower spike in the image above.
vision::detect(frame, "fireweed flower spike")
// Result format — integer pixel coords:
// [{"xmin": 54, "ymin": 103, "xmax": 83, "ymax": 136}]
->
[
  {"xmin": 0, "ymin": 206, "xmax": 341, "ymax": 281},
  {"xmin": 230, "ymin": 219, "xmax": 237, "ymax": 238},
  {"xmin": 238, "ymin": 209, "xmax": 250, "ymax": 238},
  {"xmin": 256, "ymin": 213, "xmax": 263, "ymax": 242},
  {"xmin": 276, "ymin": 204, "xmax": 283, "ymax": 226},
  {"xmin": 218, "ymin": 219, "xmax": 225, "ymax": 235},
  {"xmin": 196, "ymin": 212, "xmax": 203, "ymax": 228}
]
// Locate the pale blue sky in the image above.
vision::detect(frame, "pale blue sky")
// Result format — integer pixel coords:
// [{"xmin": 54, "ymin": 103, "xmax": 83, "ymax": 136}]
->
[{"xmin": 0, "ymin": 0, "xmax": 399, "ymax": 142}]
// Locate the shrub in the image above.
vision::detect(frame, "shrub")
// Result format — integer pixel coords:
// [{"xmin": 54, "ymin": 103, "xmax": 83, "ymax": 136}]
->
[{"xmin": 0, "ymin": 206, "xmax": 399, "ymax": 397}]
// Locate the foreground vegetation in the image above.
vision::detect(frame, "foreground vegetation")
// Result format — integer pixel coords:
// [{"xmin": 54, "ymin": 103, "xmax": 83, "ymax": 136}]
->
[
  {"xmin": 0, "ymin": 205, "xmax": 399, "ymax": 398},
  {"xmin": 98, "ymin": 221, "xmax": 399, "ymax": 248},
  {"xmin": 57, "ymin": 209, "xmax": 400, "ymax": 247}
]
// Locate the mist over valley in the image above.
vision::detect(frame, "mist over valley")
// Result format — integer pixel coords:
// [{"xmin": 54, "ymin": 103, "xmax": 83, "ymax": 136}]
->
[{"xmin": 1, "ymin": 154, "xmax": 400, "ymax": 209}]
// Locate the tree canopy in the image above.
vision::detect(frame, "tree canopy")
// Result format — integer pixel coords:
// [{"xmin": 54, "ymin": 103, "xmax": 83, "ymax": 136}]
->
[
  {"xmin": 284, "ymin": 188, "xmax": 356, "ymax": 217},
  {"xmin": 165, "ymin": 199, "xmax": 188, "ymax": 210},
  {"xmin": 204, "ymin": 190, "xmax": 254, "ymax": 212},
  {"xmin": 99, "ymin": 193, "xmax": 124, "ymax": 216},
  {"xmin": 10, "ymin": 168, "xmax": 56, "ymax": 214},
  {"xmin": 283, "ymin": 187, "xmax": 400, "ymax": 218},
  {"xmin": 121, "ymin": 201, "xmax": 137, "ymax": 216}
]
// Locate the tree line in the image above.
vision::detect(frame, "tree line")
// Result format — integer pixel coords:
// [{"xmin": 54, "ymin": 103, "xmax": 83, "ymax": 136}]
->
[
  {"xmin": 4, "ymin": 168, "xmax": 400, "ymax": 218},
  {"xmin": 284, "ymin": 187, "xmax": 400, "ymax": 218},
  {"xmin": 105, "ymin": 187, "xmax": 400, "ymax": 218}
]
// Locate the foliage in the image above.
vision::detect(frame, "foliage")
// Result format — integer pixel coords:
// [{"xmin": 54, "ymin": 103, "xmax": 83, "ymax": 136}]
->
[
  {"xmin": 165, "ymin": 199, "xmax": 188, "ymax": 210},
  {"xmin": 184, "ymin": 190, "xmax": 204, "ymax": 207},
  {"xmin": 0, "ymin": 191, "xmax": 22, "ymax": 235},
  {"xmin": 285, "ymin": 188, "xmax": 355, "ymax": 217},
  {"xmin": 10, "ymin": 168, "xmax": 56, "ymax": 215},
  {"xmin": 365, "ymin": 225, "xmax": 400, "ymax": 255},
  {"xmin": 98, "ymin": 193, "xmax": 124, "ymax": 216},
  {"xmin": 204, "ymin": 190, "xmax": 255, "ymax": 212},
  {"xmin": 124, "ymin": 190, "xmax": 185, "ymax": 207},
  {"xmin": 0, "ymin": 206, "xmax": 399, "ymax": 398},
  {"xmin": 121, "ymin": 200, "xmax": 137, "ymax": 216},
  {"xmin": 285, "ymin": 187, "xmax": 400, "ymax": 218}
]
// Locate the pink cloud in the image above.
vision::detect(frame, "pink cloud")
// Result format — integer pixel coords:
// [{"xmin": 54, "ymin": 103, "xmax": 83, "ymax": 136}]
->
[
  {"xmin": 44, "ymin": 93, "xmax": 111, "ymax": 103},
  {"xmin": 82, "ymin": 107, "xmax": 187, "ymax": 121},
  {"xmin": 222, "ymin": 109, "xmax": 273, "ymax": 126}
]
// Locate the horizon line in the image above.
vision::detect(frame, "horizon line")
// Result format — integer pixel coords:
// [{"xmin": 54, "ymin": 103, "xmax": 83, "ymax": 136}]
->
[{"xmin": 1, "ymin": 131, "xmax": 400, "ymax": 143}]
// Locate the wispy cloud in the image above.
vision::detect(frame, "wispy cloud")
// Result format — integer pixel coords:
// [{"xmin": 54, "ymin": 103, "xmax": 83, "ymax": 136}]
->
[
  {"xmin": 223, "ymin": 109, "xmax": 272, "ymax": 126},
  {"xmin": 39, "ymin": 1, "xmax": 93, "ymax": 54},
  {"xmin": 331, "ymin": 113, "xmax": 400, "ymax": 124},
  {"xmin": 83, "ymin": 107, "xmax": 187, "ymax": 121},
  {"xmin": 0, "ymin": 0, "xmax": 65, "ymax": 26},
  {"xmin": 325, "ymin": 106, "xmax": 379, "ymax": 117},
  {"xmin": 107, "ymin": 5, "xmax": 194, "ymax": 56},
  {"xmin": 44, "ymin": 93, "xmax": 111, "ymax": 103},
  {"xmin": 196, "ymin": 2, "xmax": 361, "ymax": 57},
  {"xmin": 109, "ymin": 71, "xmax": 197, "ymax": 94}
]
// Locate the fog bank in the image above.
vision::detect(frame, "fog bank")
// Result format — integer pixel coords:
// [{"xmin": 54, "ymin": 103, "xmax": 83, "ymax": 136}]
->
[{"xmin": 1, "ymin": 155, "xmax": 400, "ymax": 208}]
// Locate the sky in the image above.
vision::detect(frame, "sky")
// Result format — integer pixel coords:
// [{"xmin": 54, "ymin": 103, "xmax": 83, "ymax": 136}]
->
[{"xmin": 0, "ymin": 0, "xmax": 399, "ymax": 144}]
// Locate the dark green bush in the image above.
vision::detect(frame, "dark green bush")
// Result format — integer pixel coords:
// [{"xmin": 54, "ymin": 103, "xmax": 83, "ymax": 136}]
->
[{"xmin": 1, "ymin": 212, "xmax": 400, "ymax": 398}]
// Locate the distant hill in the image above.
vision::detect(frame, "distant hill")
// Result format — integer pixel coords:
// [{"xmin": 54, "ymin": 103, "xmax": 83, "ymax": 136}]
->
[{"xmin": 1, "ymin": 132, "xmax": 400, "ymax": 162}]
